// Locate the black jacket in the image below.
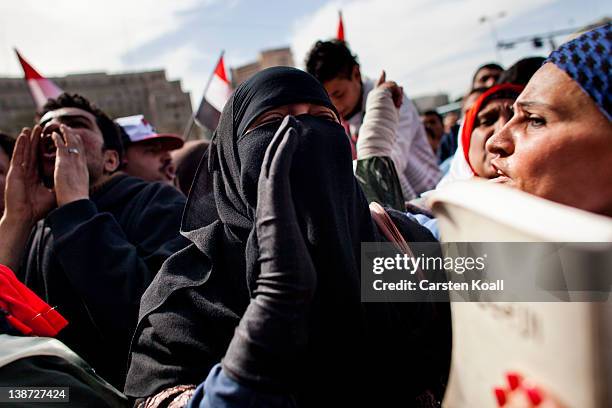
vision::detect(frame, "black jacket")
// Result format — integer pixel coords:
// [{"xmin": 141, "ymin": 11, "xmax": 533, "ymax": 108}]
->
[
  {"xmin": 17, "ymin": 174, "xmax": 189, "ymax": 389},
  {"xmin": 126, "ymin": 210, "xmax": 451, "ymax": 406}
]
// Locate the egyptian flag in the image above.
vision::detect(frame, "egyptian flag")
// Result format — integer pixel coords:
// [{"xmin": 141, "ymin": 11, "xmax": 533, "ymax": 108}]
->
[
  {"xmin": 337, "ymin": 11, "xmax": 345, "ymax": 41},
  {"xmin": 14, "ymin": 49, "xmax": 63, "ymax": 110},
  {"xmin": 194, "ymin": 53, "xmax": 232, "ymax": 131}
]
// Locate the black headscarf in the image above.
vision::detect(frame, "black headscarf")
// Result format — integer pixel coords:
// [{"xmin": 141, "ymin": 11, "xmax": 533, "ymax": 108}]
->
[{"xmin": 125, "ymin": 67, "xmax": 450, "ymax": 406}]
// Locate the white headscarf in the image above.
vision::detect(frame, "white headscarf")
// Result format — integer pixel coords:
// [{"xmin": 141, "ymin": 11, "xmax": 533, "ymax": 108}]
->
[{"xmin": 436, "ymin": 121, "xmax": 474, "ymax": 188}]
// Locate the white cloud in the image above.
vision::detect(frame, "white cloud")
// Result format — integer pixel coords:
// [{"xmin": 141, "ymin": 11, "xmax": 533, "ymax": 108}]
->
[
  {"xmin": 290, "ymin": 0, "xmax": 557, "ymax": 100},
  {"xmin": 0, "ymin": 0, "xmax": 600, "ymax": 112},
  {"xmin": 0, "ymin": 0, "xmax": 200, "ymax": 75}
]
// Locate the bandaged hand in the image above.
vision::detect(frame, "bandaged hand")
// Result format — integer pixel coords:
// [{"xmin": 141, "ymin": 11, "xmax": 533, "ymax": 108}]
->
[{"xmin": 356, "ymin": 71, "xmax": 401, "ymax": 159}]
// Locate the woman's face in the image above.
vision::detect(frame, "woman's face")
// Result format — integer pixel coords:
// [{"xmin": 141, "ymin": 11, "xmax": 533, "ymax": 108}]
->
[
  {"xmin": 245, "ymin": 103, "xmax": 339, "ymax": 134},
  {"xmin": 468, "ymin": 98, "xmax": 515, "ymax": 178},
  {"xmin": 487, "ymin": 63, "xmax": 612, "ymax": 216},
  {"xmin": 237, "ymin": 102, "xmax": 345, "ymax": 211}
]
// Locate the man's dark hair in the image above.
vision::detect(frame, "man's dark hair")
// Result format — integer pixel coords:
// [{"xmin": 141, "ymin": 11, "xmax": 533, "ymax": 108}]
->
[
  {"xmin": 0, "ymin": 132, "xmax": 15, "ymax": 159},
  {"xmin": 471, "ymin": 63, "xmax": 504, "ymax": 85},
  {"xmin": 305, "ymin": 40, "xmax": 359, "ymax": 83},
  {"xmin": 466, "ymin": 86, "xmax": 490, "ymax": 99},
  {"xmin": 423, "ymin": 110, "xmax": 443, "ymax": 124},
  {"xmin": 498, "ymin": 57, "xmax": 545, "ymax": 86},
  {"xmin": 41, "ymin": 93, "xmax": 123, "ymax": 162}
]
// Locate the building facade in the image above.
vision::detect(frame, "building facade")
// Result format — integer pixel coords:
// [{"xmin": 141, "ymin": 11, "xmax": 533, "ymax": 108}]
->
[
  {"xmin": 412, "ymin": 93, "xmax": 450, "ymax": 114},
  {"xmin": 0, "ymin": 70, "xmax": 193, "ymax": 137},
  {"xmin": 230, "ymin": 47, "xmax": 294, "ymax": 87}
]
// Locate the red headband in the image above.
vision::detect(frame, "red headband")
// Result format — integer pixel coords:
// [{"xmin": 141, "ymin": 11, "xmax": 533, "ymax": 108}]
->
[{"xmin": 461, "ymin": 83, "xmax": 525, "ymax": 174}]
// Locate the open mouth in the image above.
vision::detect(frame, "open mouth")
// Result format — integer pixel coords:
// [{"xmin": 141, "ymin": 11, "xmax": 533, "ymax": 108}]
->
[
  {"xmin": 490, "ymin": 161, "xmax": 511, "ymax": 183},
  {"xmin": 37, "ymin": 134, "xmax": 57, "ymax": 188},
  {"xmin": 490, "ymin": 174, "xmax": 511, "ymax": 184},
  {"xmin": 40, "ymin": 134, "xmax": 57, "ymax": 161}
]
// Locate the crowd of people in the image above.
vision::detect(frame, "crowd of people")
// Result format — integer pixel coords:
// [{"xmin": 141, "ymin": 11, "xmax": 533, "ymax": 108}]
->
[{"xmin": 0, "ymin": 22, "xmax": 610, "ymax": 408}]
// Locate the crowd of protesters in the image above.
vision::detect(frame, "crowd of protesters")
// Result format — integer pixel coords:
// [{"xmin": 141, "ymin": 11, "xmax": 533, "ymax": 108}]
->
[{"xmin": 0, "ymin": 21, "xmax": 610, "ymax": 408}]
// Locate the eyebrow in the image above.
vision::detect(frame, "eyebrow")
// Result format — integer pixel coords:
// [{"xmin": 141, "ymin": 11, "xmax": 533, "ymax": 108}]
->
[
  {"xmin": 478, "ymin": 104, "xmax": 501, "ymax": 115},
  {"xmin": 515, "ymin": 100, "xmax": 560, "ymax": 114},
  {"xmin": 476, "ymin": 101, "xmax": 510, "ymax": 121},
  {"xmin": 39, "ymin": 114, "xmax": 95, "ymax": 127}
]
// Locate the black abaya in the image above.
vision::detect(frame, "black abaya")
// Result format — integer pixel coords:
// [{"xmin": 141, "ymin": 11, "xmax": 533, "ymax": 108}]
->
[{"xmin": 125, "ymin": 67, "xmax": 451, "ymax": 406}]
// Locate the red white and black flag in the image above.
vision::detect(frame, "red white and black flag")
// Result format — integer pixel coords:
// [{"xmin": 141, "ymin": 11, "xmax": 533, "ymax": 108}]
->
[
  {"xmin": 337, "ymin": 10, "xmax": 345, "ymax": 41},
  {"xmin": 194, "ymin": 52, "xmax": 233, "ymax": 131},
  {"xmin": 14, "ymin": 49, "xmax": 63, "ymax": 110}
]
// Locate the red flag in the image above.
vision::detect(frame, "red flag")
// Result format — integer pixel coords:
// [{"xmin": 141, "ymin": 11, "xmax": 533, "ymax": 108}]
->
[
  {"xmin": 194, "ymin": 52, "xmax": 233, "ymax": 131},
  {"xmin": 337, "ymin": 11, "xmax": 345, "ymax": 41},
  {"xmin": 14, "ymin": 49, "xmax": 63, "ymax": 110}
]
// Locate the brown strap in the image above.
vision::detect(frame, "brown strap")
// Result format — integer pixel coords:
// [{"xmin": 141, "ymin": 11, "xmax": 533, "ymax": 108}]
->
[{"xmin": 369, "ymin": 202, "xmax": 424, "ymax": 279}]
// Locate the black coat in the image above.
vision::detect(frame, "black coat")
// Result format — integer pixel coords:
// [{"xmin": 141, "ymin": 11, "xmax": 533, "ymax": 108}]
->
[
  {"xmin": 126, "ymin": 67, "xmax": 451, "ymax": 406},
  {"xmin": 17, "ymin": 174, "xmax": 189, "ymax": 389},
  {"xmin": 126, "ymin": 211, "xmax": 451, "ymax": 406}
]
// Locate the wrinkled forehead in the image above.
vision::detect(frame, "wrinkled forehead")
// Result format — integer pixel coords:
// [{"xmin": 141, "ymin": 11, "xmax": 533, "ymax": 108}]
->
[
  {"xmin": 39, "ymin": 107, "xmax": 99, "ymax": 129},
  {"xmin": 515, "ymin": 64, "xmax": 580, "ymax": 116},
  {"xmin": 479, "ymin": 97, "xmax": 515, "ymax": 113}
]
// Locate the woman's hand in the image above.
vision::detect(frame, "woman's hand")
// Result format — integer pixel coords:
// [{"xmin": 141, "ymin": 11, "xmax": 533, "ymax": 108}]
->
[
  {"xmin": 254, "ymin": 115, "xmax": 316, "ymax": 303},
  {"xmin": 222, "ymin": 115, "xmax": 316, "ymax": 390}
]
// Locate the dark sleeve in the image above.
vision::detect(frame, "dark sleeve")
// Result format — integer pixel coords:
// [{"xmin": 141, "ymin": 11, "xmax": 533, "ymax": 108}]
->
[
  {"xmin": 354, "ymin": 156, "xmax": 405, "ymax": 211},
  {"xmin": 438, "ymin": 126, "xmax": 459, "ymax": 163},
  {"xmin": 385, "ymin": 208, "xmax": 452, "ymax": 400},
  {"xmin": 0, "ymin": 356, "xmax": 128, "ymax": 408},
  {"xmin": 46, "ymin": 188, "xmax": 188, "ymax": 343},
  {"xmin": 124, "ymin": 244, "xmax": 247, "ymax": 399}
]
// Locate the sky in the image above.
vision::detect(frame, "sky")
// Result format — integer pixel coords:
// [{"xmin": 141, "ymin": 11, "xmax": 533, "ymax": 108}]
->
[{"xmin": 1, "ymin": 0, "xmax": 610, "ymax": 109}]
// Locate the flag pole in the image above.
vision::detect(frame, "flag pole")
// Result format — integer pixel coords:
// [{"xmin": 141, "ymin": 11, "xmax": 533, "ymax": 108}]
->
[
  {"xmin": 183, "ymin": 50, "xmax": 226, "ymax": 141},
  {"xmin": 182, "ymin": 113, "xmax": 195, "ymax": 141}
]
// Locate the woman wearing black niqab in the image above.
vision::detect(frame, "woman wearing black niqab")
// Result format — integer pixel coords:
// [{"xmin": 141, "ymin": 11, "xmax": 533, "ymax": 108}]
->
[{"xmin": 125, "ymin": 67, "xmax": 451, "ymax": 407}]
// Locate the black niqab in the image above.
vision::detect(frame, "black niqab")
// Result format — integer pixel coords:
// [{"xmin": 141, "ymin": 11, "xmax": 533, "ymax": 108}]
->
[{"xmin": 125, "ymin": 67, "xmax": 450, "ymax": 406}]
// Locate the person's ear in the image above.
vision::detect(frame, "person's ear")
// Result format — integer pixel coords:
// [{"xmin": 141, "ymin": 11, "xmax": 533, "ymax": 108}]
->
[
  {"xmin": 103, "ymin": 150, "xmax": 121, "ymax": 173},
  {"xmin": 352, "ymin": 65, "xmax": 361, "ymax": 83}
]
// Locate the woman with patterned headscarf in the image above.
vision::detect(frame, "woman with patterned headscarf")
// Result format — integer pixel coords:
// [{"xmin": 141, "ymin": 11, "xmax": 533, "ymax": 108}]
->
[
  {"xmin": 488, "ymin": 23, "xmax": 612, "ymax": 217},
  {"xmin": 487, "ymin": 24, "xmax": 611, "ymax": 408}
]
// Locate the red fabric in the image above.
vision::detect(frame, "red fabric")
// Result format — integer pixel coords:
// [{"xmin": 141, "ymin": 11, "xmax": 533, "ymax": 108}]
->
[
  {"xmin": 461, "ymin": 83, "xmax": 524, "ymax": 174},
  {"xmin": 0, "ymin": 264, "xmax": 68, "ymax": 337},
  {"xmin": 214, "ymin": 55, "xmax": 230, "ymax": 84},
  {"xmin": 14, "ymin": 49, "xmax": 44, "ymax": 80},
  {"xmin": 337, "ymin": 11, "xmax": 345, "ymax": 41}
]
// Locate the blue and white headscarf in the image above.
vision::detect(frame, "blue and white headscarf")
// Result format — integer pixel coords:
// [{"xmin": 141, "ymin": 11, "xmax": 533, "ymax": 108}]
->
[{"xmin": 546, "ymin": 23, "xmax": 611, "ymax": 120}]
